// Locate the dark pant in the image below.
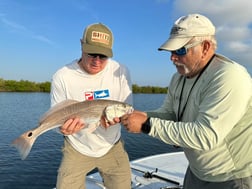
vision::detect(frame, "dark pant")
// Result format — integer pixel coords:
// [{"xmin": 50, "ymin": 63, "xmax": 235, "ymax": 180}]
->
[{"xmin": 183, "ymin": 167, "xmax": 252, "ymax": 189}]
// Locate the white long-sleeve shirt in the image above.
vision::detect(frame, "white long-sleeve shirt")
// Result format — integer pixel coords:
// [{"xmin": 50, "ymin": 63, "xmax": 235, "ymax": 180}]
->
[
  {"xmin": 50, "ymin": 59, "xmax": 132, "ymax": 157},
  {"xmin": 147, "ymin": 54, "xmax": 252, "ymax": 182}
]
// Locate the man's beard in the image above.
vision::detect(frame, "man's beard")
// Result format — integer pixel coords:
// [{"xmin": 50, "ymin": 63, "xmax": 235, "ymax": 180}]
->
[{"xmin": 173, "ymin": 62, "xmax": 190, "ymax": 75}]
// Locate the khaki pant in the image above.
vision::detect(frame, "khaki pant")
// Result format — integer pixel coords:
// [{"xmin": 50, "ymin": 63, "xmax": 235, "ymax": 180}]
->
[
  {"xmin": 184, "ymin": 167, "xmax": 252, "ymax": 189},
  {"xmin": 56, "ymin": 139, "xmax": 131, "ymax": 189}
]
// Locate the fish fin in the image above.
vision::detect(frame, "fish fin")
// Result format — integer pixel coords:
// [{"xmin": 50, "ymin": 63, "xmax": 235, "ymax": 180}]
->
[
  {"xmin": 39, "ymin": 99, "xmax": 80, "ymax": 123},
  {"xmin": 11, "ymin": 130, "xmax": 37, "ymax": 160}
]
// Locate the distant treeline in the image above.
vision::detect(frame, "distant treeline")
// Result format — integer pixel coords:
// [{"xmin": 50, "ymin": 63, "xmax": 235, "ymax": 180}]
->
[
  {"xmin": 0, "ymin": 78, "xmax": 168, "ymax": 94},
  {"xmin": 0, "ymin": 78, "xmax": 51, "ymax": 92},
  {"xmin": 132, "ymin": 84, "xmax": 168, "ymax": 94}
]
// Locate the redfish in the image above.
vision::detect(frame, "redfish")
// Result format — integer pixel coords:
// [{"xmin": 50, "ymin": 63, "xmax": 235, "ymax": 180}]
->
[{"xmin": 11, "ymin": 99, "xmax": 133, "ymax": 160}]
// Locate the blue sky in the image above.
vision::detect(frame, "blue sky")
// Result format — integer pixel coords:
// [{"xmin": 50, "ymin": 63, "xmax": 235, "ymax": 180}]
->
[{"xmin": 1, "ymin": 0, "xmax": 252, "ymax": 87}]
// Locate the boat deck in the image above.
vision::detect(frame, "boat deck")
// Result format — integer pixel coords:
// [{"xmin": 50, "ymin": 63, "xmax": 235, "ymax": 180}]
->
[{"xmin": 86, "ymin": 151, "xmax": 188, "ymax": 189}]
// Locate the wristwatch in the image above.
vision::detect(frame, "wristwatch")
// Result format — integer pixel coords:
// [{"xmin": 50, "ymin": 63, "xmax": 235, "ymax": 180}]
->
[{"xmin": 141, "ymin": 117, "xmax": 151, "ymax": 134}]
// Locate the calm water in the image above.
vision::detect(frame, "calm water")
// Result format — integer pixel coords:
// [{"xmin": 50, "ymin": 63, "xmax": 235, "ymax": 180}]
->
[{"xmin": 0, "ymin": 93, "xmax": 179, "ymax": 189}]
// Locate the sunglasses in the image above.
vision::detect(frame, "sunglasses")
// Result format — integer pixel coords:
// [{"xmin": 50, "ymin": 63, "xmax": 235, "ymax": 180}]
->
[
  {"xmin": 172, "ymin": 41, "xmax": 203, "ymax": 56},
  {"xmin": 87, "ymin": 54, "xmax": 108, "ymax": 60}
]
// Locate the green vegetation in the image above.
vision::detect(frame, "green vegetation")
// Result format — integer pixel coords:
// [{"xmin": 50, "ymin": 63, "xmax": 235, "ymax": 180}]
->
[
  {"xmin": 132, "ymin": 84, "xmax": 167, "ymax": 94},
  {"xmin": 0, "ymin": 78, "xmax": 168, "ymax": 94},
  {"xmin": 0, "ymin": 78, "xmax": 50, "ymax": 92}
]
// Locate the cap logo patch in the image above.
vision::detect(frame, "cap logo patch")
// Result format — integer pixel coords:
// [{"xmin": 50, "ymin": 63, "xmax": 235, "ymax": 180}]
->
[{"xmin": 91, "ymin": 31, "xmax": 110, "ymax": 45}]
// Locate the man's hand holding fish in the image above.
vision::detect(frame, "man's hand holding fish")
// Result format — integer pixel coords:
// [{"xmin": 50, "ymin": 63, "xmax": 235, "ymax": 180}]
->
[
  {"xmin": 120, "ymin": 110, "xmax": 148, "ymax": 133},
  {"xmin": 60, "ymin": 117, "xmax": 85, "ymax": 135}
]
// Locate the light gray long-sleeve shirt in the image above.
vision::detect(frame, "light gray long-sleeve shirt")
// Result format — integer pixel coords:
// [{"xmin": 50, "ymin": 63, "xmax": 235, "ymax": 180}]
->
[{"xmin": 147, "ymin": 54, "xmax": 252, "ymax": 182}]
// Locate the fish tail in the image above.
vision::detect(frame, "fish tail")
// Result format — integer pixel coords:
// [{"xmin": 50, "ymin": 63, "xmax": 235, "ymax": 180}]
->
[{"xmin": 11, "ymin": 130, "xmax": 37, "ymax": 160}]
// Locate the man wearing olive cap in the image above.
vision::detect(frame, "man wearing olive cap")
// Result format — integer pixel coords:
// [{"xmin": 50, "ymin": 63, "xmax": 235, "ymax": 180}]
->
[{"xmin": 51, "ymin": 23, "xmax": 132, "ymax": 189}]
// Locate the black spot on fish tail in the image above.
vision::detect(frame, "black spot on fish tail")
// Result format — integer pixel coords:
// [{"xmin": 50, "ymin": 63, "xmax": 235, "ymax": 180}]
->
[
  {"xmin": 27, "ymin": 132, "xmax": 33, "ymax": 137},
  {"xmin": 11, "ymin": 130, "xmax": 37, "ymax": 160}
]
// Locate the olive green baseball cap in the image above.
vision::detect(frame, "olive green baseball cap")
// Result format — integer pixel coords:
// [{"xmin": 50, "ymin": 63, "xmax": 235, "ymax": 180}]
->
[{"xmin": 81, "ymin": 23, "xmax": 113, "ymax": 57}]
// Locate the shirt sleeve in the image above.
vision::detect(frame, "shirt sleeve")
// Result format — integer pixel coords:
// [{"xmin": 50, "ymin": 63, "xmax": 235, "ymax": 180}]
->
[
  {"xmin": 119, "ymin": 64, "xmax": 133, "ymax": 105},
  {"xmin": 50, "ymin": 71, "xmax": 67, "ymax": 107}
]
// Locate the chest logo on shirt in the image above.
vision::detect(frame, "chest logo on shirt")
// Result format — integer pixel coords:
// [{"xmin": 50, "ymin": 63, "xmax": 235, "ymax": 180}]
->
[{"xmin": 85, "ymin": 89, "xmax": 110, "ymax": 100}]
